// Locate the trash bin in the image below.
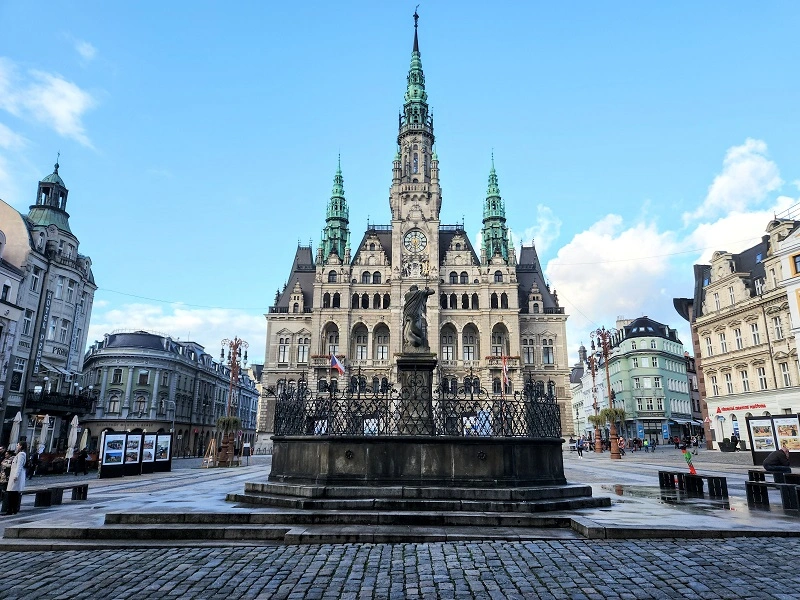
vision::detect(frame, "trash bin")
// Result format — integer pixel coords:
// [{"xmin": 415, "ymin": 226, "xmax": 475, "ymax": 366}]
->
[{"xmin": 739, "ymin": 440, "xmax": 747, "ymax": 451}]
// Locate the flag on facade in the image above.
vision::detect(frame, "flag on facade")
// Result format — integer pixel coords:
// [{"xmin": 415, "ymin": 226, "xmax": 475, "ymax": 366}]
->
[
  {"xmin": 331, "ymin": 354, "xmax": 346, "ymax": 375},
  {"xmin": 502, "ymin": 356, "xmax": 510, "ymax": 389}
]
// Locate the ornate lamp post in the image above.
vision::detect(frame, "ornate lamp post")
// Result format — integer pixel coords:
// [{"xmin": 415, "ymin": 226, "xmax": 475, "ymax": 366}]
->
[
  {"xmin": 221, "ymin": 337, "xmax": 249, "ymax": 417},
  {"xmin": 592, "ymin": 326, "xmax": 621, "ymax": 460},
  {"xmin": 586, "ymin": 352, "xmax": 603, "ymax": 453}
]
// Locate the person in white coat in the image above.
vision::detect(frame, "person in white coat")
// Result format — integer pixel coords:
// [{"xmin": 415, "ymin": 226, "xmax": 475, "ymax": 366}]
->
[{"xmin": 5, "ymin": 441, "xmax": 26, "ymax": 515}]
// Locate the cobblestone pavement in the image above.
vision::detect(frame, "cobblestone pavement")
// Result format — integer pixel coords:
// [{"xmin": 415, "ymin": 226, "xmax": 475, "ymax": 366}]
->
[{"xmin": 1, "ymin": 538, "xmax": 798, "ymax": 600}]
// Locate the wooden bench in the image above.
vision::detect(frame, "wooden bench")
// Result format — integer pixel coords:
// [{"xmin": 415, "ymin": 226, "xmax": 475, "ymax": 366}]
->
[
  {"xmin": 748, "ymin": 469, "xmax": 800, "ymax": 484},
  {"xmin": 658, "ymin": 470, "xmax": 728, "ymax": 497},
  {"xmin": 746, "ymin": 480, "xmax": 800, "ymax": 511}
]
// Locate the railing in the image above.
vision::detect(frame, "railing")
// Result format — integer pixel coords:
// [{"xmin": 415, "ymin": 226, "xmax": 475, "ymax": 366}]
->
[
  {"xmin": 486, "ymin": 356, "xmax": 520, "ymax": 368},
  {"xmin": 26, "ymin": 391, "xmax": 94, "ymax": 413},
  {"xmin": 268, "ymin": 306, "xmax": 313, "ymax": 314},
  {"xmin": 270, "ymin": 376, "xmax": 561, "ymax": 439}
]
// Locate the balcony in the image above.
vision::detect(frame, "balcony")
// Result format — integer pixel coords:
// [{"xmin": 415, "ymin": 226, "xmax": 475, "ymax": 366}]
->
[
  {"xmin": 486, "ymin": 356, "xmax": 520, "ymax": 368},
  {"xmin": 26, "ymin": 391, "xmax": 94, "ymax": 414}
]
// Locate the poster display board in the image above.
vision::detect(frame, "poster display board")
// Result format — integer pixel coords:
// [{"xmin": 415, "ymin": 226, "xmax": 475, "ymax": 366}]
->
[
  {"xmin": 749, "ymin": 419, "xmax": 775, "ymax": 451},
  {"xmin": 123, "ymin": 433, "xmax": 144, "ymax": 476},
  {"xmin": 746, "ymin": 414, "xmax": 800, "ymax": 467},
  {"xmin": 154, "ymin": 433, "xmax": 173, "ymax": 472},
  {"xmin": 140, "ymin": 434, "xmax": 157, "ymax": 474},
  {"xmin": 99, "ymin": 432, "xmax": 127, "ymax": 478}
]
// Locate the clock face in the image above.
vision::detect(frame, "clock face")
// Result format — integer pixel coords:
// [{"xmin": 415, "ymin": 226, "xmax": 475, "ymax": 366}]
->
[{"xmin": 404, "ymin": 230, "xmax": 427, "ymax": 253}]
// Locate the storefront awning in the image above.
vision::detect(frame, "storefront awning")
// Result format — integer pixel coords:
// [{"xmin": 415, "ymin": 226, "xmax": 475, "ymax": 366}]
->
[
  {"xmin": 670, "ymin": 418, "xmax": 692, "ymax": 424},
  {"xmin": 40, "ymin": 362, "xmax": 71, "ymax": 376}
]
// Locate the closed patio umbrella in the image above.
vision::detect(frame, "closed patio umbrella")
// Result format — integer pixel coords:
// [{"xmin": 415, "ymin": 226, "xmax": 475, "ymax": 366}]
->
[
  {"xmin": 78, "ymin": 428, "xmax": 89, "ymax": 451},
  {"xmin": 65, "ymin": 415, "xmax": 79, "ymax": 472},
  {"xmin": 8, "ymin": 411, "xmax": 21, "ymax": 447},
  {"xmin": 38, "ymin": 414, "xmax": 50, "ymax": 454}
]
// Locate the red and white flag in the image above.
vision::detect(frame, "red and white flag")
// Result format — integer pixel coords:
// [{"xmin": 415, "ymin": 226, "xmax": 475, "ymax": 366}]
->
[
  {"xmin": 502, "ymin": 356, "xmax": 510, "ymax": 390},
  {"xmin": 330, "ymin": 354, "xmax": 346, "ymax": 375}
]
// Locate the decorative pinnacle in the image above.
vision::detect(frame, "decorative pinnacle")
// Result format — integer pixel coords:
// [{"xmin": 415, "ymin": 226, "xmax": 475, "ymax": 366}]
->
[{"xmin": 413, "ymin": 7, "xmax": 420, "ymax": 52}]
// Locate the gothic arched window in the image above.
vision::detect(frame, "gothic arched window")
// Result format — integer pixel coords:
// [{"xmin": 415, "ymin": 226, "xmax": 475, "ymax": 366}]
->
[{"xmin": 328, "ymin": 270, "xmax": 337, "ymax": 283}]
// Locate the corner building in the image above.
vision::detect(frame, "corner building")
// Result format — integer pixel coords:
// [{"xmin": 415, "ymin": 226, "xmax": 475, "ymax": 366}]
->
[{"xmin": 264, "ymin": 16, "xmax": 572, "ymax": 435}]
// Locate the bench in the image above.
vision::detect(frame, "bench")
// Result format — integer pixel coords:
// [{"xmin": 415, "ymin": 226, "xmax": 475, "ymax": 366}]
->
[
  {"xmin": 658, "ymin": 470, "xmax": 728, "ymax": 498},
  {"xmin": 748, "ymin": 469, "xmax": 800, "ymax": 484},
  {"xmin": 746, "ymin": 480, "xmax": 800, "ymax": 510},
  {"xmin": 3, "ymin": 484, "xmax": 90, "ymax": 509}
]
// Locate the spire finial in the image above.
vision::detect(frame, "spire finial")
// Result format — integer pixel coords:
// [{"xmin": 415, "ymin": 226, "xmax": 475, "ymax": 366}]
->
[
  {"xmin": 413, "ymin": 6, "xmax": 420, "ymax": 52},
  {"xmin": 55, "ymin": 151, "xmax": 60, "ymax": 173}
]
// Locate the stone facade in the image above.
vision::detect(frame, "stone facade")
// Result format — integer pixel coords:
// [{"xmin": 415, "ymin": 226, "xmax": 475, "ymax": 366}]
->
[
  {"xmin": 675, "ymin": 217, "xmax": 800, "ymax": 449},
  {"xmin": 262, "ymin": 17, "xmax": 572, "ymax": 437},
  {"xmin": 81, "ymin": 331, "xmax": 258, "ymax": 456},
  {"xmin": 570, "ymin": 316, "xmax": 694, "ymax": 445},
  {"xmin": 0, "ymin": 162, "xmax": 96, "ymax": 448}
]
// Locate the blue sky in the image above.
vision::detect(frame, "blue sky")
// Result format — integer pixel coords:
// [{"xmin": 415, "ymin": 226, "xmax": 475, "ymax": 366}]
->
[{"xmin": 2, "ymin": 1, "xmax": 800, "ymax": 364}]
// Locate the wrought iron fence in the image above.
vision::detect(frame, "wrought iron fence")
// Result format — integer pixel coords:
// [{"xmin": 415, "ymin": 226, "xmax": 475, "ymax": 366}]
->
[{"xmin": 271, "ymin": 375, "xmax": 561, "ymax": 439}]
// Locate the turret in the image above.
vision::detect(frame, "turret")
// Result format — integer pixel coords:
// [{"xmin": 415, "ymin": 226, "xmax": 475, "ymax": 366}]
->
[
  {"xmin": 320, "ymin": 156, "xmax": 351, "ymax": 263},
  {"xmin": 480, "ymin": 154, "xmax": 509, "ymax": 263}
]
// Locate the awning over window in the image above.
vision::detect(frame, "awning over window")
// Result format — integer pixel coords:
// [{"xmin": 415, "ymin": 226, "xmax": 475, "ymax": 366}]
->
[
  {"xmin": 670, "ymin": 418, "xmax": 692, "ymax": 425},
  {"xmin": 40, "ymin": 362, "xmax": 71, "ymax": 376}
]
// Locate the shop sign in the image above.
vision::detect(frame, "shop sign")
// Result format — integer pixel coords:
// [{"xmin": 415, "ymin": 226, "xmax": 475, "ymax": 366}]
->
[{"xmin": 716, "ymin": 403, "xmax": 766, "ymax": 413}]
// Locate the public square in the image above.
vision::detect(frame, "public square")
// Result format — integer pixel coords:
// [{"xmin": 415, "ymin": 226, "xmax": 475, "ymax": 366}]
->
[{"xmin": 0, "ymin": 448, "xmax": 798, "ymax": 599}]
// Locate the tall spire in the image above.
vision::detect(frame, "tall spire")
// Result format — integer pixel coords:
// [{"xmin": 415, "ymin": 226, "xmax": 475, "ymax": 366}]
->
[
  {"xmin": 321, "ymin": 157, "xmax": 350, "ymax": 261},
  {"xmin": 481, "ymin": 153, "xmax": 509, "ymax": 263},
  {"xmin": 401, "ymin": 8, "xmax": 430, "ymax": 132}
]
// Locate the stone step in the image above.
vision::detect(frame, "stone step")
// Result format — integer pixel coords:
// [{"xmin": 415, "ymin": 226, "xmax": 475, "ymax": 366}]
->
[
  {"xmin": 104, "ymin": 510, "xmax": 574, "ymax": 528},
  {"xmin": 245, "ymin": 482, "xmax": 596, "ymax": 501},
  {"xmin": 3, "ymin": 524, "xmax": 291, "ymax": 541},
  {"xmin": 226, "ymin": 491, "xmax": 610, "ymax": 513},
  {"xmin": 3, "ymin": 523, "xmax": 583, "ymax": 544}
]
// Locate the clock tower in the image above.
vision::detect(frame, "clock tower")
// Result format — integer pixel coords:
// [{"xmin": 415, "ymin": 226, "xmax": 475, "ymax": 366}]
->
[{"xmin": 390, "ymin": 10, "xmax": 441, "ymax": 284}]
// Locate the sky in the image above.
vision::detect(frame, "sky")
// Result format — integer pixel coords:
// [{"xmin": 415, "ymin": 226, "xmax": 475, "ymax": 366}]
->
[{"xmin": 2, "ymin": 1, "xmax": 800, "ymax": 366}]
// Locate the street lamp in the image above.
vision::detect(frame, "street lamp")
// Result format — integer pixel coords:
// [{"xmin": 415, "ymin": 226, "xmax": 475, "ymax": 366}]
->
[
  {"xmin": 221, "ymin": 337, "xmax": 248, "ymax": 417},
  {"xmin": 586, "ymin": 352, "xmax": 603, "ymax": 454},
  {"xmin": 592, "ymin": 326, "xmax": 621, "ymax": 460}
]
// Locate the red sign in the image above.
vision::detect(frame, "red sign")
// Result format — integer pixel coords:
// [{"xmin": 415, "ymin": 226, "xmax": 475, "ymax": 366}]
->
[{"xmin": 716, "ymin": 403, "xmax": 767, "ymax": 413}]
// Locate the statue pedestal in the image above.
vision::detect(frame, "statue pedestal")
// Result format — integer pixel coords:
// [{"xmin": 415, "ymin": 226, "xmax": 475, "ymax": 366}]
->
[{"xmin": 396, "ymin": 353, "xmax": 437, "ymax": 435}]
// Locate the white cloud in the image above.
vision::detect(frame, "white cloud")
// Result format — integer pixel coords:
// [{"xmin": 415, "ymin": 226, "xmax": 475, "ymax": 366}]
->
[
  {"xmin": 87, "ymin": 303, "xmax": 267, "ymax": 365},
  {"xmin": 75, "ymin": 40, "xmax": 97, "ymax": 62},
  {"xmin": 511, "ymin": 205, "xmax": 562, "ymax": 254},
  {"xmin": 682, "ymin": 138, "xmax": 782, "ymax": 224},
  {"xmin": 0, "ymin": 57, "xmax": 96, "ymax": 147},
  {"xmin": 0, "ymin": 122, "xmax": 26, "ymax": 149},
  {"xmin": 550, "ymin": 139, "xmax": 800, "ymax": 364},
  {"xmin": 546, "ymin": 215, "xmax": 681, "ymax": 355}
]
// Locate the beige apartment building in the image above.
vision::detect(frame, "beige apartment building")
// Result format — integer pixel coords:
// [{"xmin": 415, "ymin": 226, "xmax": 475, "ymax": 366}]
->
[{"xmin": 675, "ymin": 216, "xmax": 799, "ymax": 449}]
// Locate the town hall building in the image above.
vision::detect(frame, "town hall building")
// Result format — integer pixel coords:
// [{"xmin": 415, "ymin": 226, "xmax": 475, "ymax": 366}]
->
[{"xmin": 262, "ymin": 14, "xmax": 572, "ymax": 435}]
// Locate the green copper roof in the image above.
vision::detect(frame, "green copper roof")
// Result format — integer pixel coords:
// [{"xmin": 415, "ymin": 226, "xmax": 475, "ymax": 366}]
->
[
  {"xmin": 321, "ymin": 157, "xmax": 350, "ymax": 260},
  {"xmin": 481, "ymin": 154, "xmax": 509, "ymax": 262},
  {"xmin": 41, "ymin": 162, "xmax": 65, "ymax": 186},
  {"xmin": 400, "ymin": 10, "xmax": 431, "ymax": 132}
]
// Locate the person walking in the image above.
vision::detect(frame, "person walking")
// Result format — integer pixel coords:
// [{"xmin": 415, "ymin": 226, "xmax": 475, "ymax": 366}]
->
[
  {"xmin": 4, "ymin": 441, "xmax": 27, "ymax": 515},
  {"xmin": 730, "ymin": 433, "xmax": 739, "ymax": 451},
  {"xmin": 691, "ymin": 436, "xmax": 699, "ymax": 455},
  {"xmin": 643, "ymin": 438, "xmax": 649, "ymax": 453},
  {"xmin": 617, "ymin": 437, "xmax": 626, "ymax": 457},
  {"xmin": 576, "ymin": 436, "xmax": 584, "ymax": 459},
  {"xmin": 75, "ymin": 448, "xmax": 88, "ymax": 476}
]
